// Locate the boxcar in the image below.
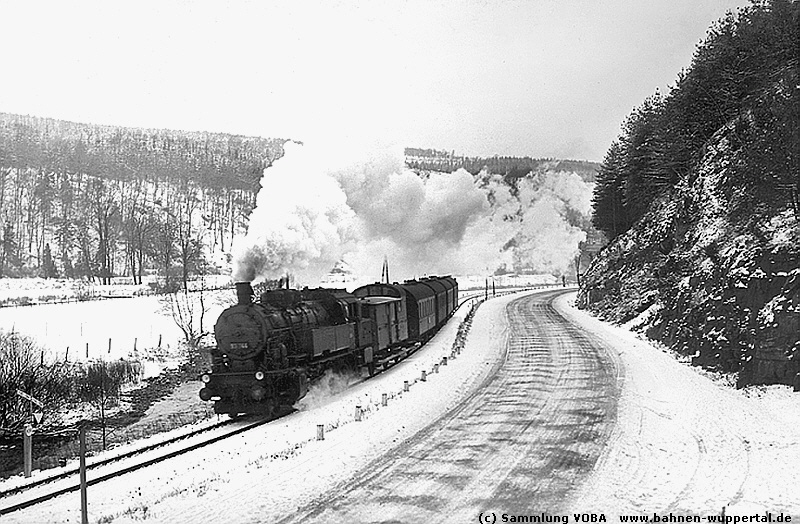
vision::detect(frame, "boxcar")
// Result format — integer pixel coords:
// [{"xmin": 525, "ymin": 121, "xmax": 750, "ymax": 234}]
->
[
  {"xmin": 420, "ymin": 278, "xmax": 448, "ymax": 327},
  {"xmin": 399, "ymin": 280, "xmax": 437, "ymax": 339},
  {"xmin": 441, "ymin": 276, "xmax": 458, "ymax": 315},
  {"xmin": 352, "ymin": 283, "xmax": 409, "ymax": 352}
]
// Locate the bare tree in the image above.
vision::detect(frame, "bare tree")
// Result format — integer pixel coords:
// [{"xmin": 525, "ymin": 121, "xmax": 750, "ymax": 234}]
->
[
  {"xmin": 168, "ymin": 285, "xmax": 209, "ymax": 346},
  {"xmin": 88, "ymin": 179, "xmax": 119, "ymax": 284},
  {"xmin": 79, "ymin": 360, "xmax": 141, "ymax": 450}
]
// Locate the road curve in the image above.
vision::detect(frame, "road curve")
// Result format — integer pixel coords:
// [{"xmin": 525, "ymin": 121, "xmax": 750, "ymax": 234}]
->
[{"xmin": 281, "ymin": 289, "xmax": 622, "ymax": 523}]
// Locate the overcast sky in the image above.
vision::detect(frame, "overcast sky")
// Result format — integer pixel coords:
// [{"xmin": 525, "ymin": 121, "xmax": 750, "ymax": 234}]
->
[{"xmin": 0, "ymin": 0, "xmax": 749, "ymax": 162}]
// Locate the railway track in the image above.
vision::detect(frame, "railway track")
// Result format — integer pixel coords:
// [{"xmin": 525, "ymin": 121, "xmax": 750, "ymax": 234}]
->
[
  {"xmin": 0, "ymin": 417, "xmax": 233, "ymax": 500},
  {"xmin": 0, "ymin": 414, "xmax": 277, "ymax": 516}
]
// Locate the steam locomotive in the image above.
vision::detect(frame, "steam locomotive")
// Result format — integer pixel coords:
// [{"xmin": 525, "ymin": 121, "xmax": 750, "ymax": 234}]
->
[{"xmin": 199, "ymin": 276, "xmax": 458, "ymax": 416}]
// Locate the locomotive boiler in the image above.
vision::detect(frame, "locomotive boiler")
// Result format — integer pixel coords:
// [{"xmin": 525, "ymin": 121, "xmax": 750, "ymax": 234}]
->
[{"xmin": 200, "ymin": 277, "xmax": 458, "ymax": 416}]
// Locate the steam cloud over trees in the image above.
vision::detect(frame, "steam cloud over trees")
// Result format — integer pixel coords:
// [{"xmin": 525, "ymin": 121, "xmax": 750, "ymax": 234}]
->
[{"xmin": 234, "ymin": 142, "xmax": 595, "ymax": 285}]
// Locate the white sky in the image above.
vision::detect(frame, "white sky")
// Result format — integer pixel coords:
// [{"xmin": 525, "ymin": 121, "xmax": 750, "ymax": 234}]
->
[{"xmin": 0, "ymin": 0, "xmax": 748, "ymax": 161}]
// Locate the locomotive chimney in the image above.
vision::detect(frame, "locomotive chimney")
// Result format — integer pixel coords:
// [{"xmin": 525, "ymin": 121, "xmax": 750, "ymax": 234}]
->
[{"xmin": 235, "ymin": 282, "xmax": 254, "ymax": 305}]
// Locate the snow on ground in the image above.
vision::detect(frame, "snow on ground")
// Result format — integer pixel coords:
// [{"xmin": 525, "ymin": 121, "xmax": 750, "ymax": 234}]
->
[
  {"xmin": 0, "ymin": 276, "xmax": 232, "ymax": 304},
  {"xmin": 0, "ymin": 290, "xmax": 233, "ymax": 371},
  {"xmin": 5, "ymin": 288, "xmax": 797, "ymax": 523},
  {"xmin": 1, "ymin": 290, "xmax": 525, "ymax": 524},
  {"xmin": 557, "ymin": 293, "xmax": 800, "ymax": 517}
]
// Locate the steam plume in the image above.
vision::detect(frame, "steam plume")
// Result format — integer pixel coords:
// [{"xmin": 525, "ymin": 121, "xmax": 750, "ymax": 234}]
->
[{"xmin": 234, "ymin": 142, "xmax": 593, "ymax": 285}]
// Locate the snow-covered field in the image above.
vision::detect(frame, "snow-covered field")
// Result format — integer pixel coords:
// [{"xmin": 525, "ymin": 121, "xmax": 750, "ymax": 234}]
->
[
  {"xmin": 0, "ymin": 287, "xmax": 235, "ymax": 372},
  {"xmin": 3, "ymin": 288, "xmax": 798, "ymax": 523},
  {"xmin": 0, "ymin": 277, "xmax": 232, "ymax": 304}
]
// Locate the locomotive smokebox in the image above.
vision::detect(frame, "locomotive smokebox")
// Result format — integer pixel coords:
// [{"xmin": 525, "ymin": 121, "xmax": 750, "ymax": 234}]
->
[{"xmin": 235, "ymin": 282, "xmax": 254, "ymax": 305}]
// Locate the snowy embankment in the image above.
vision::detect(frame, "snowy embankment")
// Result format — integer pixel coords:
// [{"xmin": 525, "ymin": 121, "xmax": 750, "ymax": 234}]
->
[
  {"xmin": 1, "ymin": 290, "xmax": 524, "ymax": 524},
  {"xmin": 558, "ymin": 293, "xmax": 800, "ymax": 516}
]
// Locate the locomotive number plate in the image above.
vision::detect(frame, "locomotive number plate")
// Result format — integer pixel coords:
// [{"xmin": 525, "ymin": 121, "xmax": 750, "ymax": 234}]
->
[{"xmin": 230, "ymin": 342, "xmax": 249, "ymax": 349}]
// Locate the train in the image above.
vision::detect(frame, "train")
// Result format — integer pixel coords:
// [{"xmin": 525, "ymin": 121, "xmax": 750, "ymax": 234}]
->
[{"xmin": 199, "ymin": 276, "xmax": 458, "ymax": 416}]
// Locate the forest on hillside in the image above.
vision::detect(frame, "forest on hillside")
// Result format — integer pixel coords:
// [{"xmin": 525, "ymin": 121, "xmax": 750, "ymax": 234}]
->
[
  {"xmin": 405, "ymin": 147, "xmax": 600, "ymax": 182},
  {"xmin": 0, "ymin": 113, "xmax": 286, "ymax": 289},
  {"xmin": 591, "ymin": 0, "xmax": 798, "ymax": 240},
  {"xmin": 581, "ymin": 0, "xmax": 799, "ymax": 387}
]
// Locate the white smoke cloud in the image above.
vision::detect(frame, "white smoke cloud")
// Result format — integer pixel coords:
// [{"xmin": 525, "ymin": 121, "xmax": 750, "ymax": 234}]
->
[
  {"xmin": 233, "ymin": 142, "xmax": 594, "ymax": 286},
  {"xmin": 513, "ymin": 170, "xmax": 592, "ymax": 273},
  {"xmin": 233, "ymin": 142, "xmax": 356, "ymax": 282}
]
